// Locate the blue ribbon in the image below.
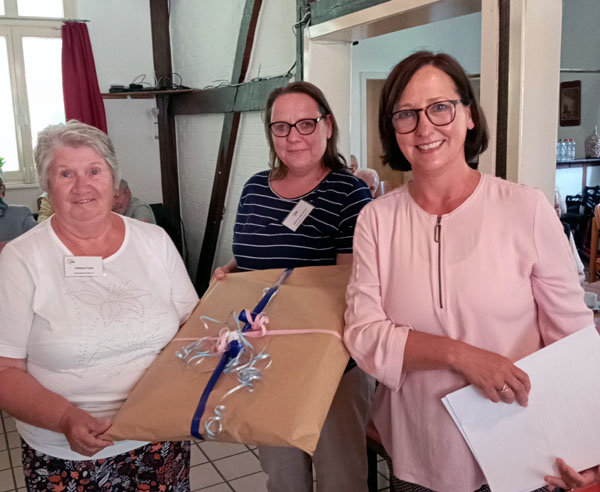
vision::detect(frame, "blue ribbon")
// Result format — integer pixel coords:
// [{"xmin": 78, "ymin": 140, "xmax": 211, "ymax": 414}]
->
[{"xmin": 190, "ymin": 268, "xmax": 293, "ymax": 439}]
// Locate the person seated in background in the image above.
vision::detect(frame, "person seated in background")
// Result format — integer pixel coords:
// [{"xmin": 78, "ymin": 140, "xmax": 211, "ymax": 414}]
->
[
  {"xmin": 112, "ymin": 179, "xmax": 156, "ymax": 224},
  {"xmin": 355, "ymin": 168, "xmax": 380, "ymax": 197},
  {"xmin": 0, "ymin": 173, "xmax": 37, "ymax": 253},
  {"xmin": 349, "ymin": 154, "xmax": 359, "ymax": 174},
  {"xmin": 36, "ymin": 192, "xmax": 53, "ymax": 223}
]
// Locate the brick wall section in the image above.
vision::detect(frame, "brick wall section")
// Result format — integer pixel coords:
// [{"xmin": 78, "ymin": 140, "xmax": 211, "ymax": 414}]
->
[{"xmin": 170, "ymin": 0, "xmax": 296, "ymax": 277}]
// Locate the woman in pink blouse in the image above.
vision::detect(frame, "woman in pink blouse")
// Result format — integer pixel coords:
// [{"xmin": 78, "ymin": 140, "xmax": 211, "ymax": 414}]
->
[{"xmin": 343, "ymin": 51, "xmax": 594, "ymax": 492}]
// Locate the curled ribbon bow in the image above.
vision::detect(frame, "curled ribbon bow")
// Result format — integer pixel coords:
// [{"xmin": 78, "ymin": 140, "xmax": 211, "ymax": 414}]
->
[
  {"xmin": 175, "ymin": 312, "xmax": 272, "ymax": 440},
  {"xmin": 242, "ymin": 310, "xmax": 270, "ymax": 337}
]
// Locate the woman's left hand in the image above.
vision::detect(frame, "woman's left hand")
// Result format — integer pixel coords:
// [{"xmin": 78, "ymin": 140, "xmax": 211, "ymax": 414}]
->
[
  {"xmin": 450, "ymin": 341, "xmax": 531, "ymax": 406},
  {"xmin": 59, "ymin": 406, "xmax": 113, "ymax": 456},
  {"xmin": 545, "ymin": 458, "xmax": 600, "ymax": 490}
]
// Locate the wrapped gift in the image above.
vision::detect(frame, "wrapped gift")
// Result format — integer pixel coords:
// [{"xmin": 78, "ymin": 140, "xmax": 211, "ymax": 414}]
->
[{"xmin": 106, "ymin": 265, "xmax": 351, "ymax": 455}]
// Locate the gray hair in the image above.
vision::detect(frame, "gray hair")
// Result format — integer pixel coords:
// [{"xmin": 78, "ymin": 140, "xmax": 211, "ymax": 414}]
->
[
  {"xmin": 355, "ymin": 168, "xmax": 380, "ymax": 193},
  {"xmin": 34, "ymin": 120, "xmax": 120, "ymax": 192},
  {"xmin": 118, "ymin": 179, "xmax": 130, "ymax": 191}
]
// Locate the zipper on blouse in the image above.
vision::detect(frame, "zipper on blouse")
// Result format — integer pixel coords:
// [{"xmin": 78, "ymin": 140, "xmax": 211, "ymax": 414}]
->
[{"xmin": 434, "ymin": 216, "xmax": 444, "ymax": 309}]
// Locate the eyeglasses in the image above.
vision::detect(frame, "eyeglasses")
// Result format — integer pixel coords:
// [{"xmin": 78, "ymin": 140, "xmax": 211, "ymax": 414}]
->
[
  {"xmin": 269, "ymin": 115, "xmax": 326, "ymax": 138},
  {"xmin": 391, "ymin": 100, "xmax": 463, "ymax": 134}
]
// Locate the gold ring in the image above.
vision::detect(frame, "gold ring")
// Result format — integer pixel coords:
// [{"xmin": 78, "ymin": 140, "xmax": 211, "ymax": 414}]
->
[{"xmin": 500, "ymin": 383, "xmax": 510, "ymax": 393}]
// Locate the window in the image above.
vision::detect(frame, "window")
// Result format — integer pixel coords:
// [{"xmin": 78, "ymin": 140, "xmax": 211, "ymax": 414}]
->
[{"xmin": 0, "ymin": 0, "xmax": 74, "ymax": 184}]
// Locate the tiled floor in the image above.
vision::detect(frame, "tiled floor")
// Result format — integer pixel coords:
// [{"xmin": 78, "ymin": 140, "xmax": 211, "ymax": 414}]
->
[{"xmin": 0, "ymin": 411, "xmax": 390, "ymax": 491}]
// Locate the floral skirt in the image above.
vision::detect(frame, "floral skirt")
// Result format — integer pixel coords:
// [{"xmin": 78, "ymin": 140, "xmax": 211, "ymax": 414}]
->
[{"xmin": 21, "ymin": 439, "xmax": 190, "ymax": 492}]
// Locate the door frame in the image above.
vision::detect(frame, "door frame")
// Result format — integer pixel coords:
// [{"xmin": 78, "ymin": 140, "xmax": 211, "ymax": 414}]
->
[{"xmin": 360, "ymin": 71, "xmax": 387, "ymax": 172}]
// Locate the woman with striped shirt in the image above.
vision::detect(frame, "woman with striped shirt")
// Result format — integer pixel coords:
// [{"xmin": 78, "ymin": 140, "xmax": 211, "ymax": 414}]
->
[{"xmin": 214, "ymin": 81, "xmax": 374, "ymax": 492}]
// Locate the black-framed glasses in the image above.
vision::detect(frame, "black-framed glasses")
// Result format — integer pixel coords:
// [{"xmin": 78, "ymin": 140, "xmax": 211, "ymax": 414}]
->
[
  {"xmin": 391, "ymin": 100, "xmax": 463, "ymax": 134},
  {"xmin": 269, "ymin": 115, "xmax": 326, "ymax": 138}
]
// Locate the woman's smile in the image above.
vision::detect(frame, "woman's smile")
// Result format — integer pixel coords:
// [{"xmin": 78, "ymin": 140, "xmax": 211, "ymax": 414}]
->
[{"xmin": 416, "ymin": 140, "xmax": 444, "ymax": 152}]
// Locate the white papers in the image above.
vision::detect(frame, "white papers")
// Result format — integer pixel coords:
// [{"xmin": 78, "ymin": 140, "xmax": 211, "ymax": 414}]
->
[{"xmin": 442, "ymin": 326, "xmax": 600, "ymax": 492}]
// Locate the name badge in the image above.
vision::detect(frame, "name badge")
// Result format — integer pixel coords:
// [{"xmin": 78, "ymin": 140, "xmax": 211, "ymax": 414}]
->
[
  {"xmin": 282, "ymin": 199, "xmax": 315, "ymax": 232},
  {"xmin": 64, "ymin": 256, "xmax": 104, "ymax": 277}
]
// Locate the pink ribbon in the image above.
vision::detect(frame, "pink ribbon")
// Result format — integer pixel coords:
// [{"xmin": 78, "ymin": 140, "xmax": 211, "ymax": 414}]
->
[
  {"xmin": 242, "ymin": 310, "xmax": 271, "ymax": 337},
  {"xmin": 174, "ymin": 308, "xmax": 342, "ymax": 347},
  {"xmin": 242, "ymin": 309, "xmax": 342, "ymax": 340}
]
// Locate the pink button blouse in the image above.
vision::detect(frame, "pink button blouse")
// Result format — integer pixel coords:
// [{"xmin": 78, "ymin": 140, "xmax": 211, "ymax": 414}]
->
[{"xmin": 344, "ymin": 174, "xmax": 593, "ymax": 492}]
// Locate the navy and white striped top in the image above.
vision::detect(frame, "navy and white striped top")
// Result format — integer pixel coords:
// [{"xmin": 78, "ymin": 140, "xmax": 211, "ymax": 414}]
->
[{"xmin": 233, "ymin": 169, "xmax": 372, "ymax": 272}]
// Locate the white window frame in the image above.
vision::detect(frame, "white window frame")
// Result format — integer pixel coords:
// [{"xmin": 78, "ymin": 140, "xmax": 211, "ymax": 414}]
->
[{"xmin": 0, "ymin": 0, "xmax": 75, "ymax": 185}]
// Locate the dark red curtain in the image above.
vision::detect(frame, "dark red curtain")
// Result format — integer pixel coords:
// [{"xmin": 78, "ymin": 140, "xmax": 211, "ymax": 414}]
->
[{"xmin": 61, "ymin": 22, "xmax": 107, "ymax": 132}]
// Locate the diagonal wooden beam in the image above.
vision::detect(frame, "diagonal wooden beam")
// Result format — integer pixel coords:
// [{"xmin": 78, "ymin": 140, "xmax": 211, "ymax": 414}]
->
[
  {"xmin": 195, "ymin": 0, "xmax": 264, "ymax": 294},
  {"xmin": 149, "ymin": 0, "xmax": 182, "ymax": 250}
]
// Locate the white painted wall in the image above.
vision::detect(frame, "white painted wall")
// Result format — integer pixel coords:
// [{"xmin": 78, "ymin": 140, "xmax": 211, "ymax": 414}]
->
[
  {"xmin": 305, "ymin": 39, "xmax": 352, "ymax": 163},
  {"xmin": 77, "ymin": 0, "xmax": 162, "ymax": 205},
  {"xmin": 349, "ymin": 12, "xmax": 482, "ymax": 166},
  {"xmin": 78, "ymin": 0, "xmax": 154, "ymax": 92},
  {"xmin": 170, "ymin": 0, "xmax": 296, "ymax": 276},
  {"xmin": 170, "ymin": 0, "xmax": 245, "ymax": 89},
  {"xmin": 507, "ymin": 0, "xmax": 563, "ymax": 201}
]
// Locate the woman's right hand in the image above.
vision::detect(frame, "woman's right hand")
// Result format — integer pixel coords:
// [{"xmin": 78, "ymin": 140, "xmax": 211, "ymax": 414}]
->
[
  {"xmin": 450, "ymin": 342, "xmax": 531, "ymax": 406},
  {"xmin": 212, "ymin": 267, "xmax": 228, "ymax": 282},
  {"xmin": 545, "ymin": 458, "xmax": 600, "ymax": 490},
  {"xmin": 59, "ymin": 406, "xmax": 113, "ymax": 456},
  {"xmin": 211, "ymin": 258, "xmax": 238, "ymax": 283}
]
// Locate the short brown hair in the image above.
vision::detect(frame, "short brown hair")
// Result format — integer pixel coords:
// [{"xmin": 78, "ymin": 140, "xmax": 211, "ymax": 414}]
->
[
  {"xmin": 379, "ymin": 51, "xmax": 488, "ymax": 171},
  {"xmin": 264, "ymin": 81, "xmax": 347, "ymax": 179}
]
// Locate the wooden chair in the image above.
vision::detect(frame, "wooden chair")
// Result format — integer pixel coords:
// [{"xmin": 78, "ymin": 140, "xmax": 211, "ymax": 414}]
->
[{"xmin": 588, "ymin": 204, "xmax": 600, "ymax": 282}]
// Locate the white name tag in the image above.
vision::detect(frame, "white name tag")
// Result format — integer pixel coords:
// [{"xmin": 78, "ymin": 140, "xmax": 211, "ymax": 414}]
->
[
  {"xmin": 64, "ymin": 256, "xmax": 104, "ymax": 277},
  {"xmin": 282, "ymin": 200, "xmax": 315, "ymax": 232}
]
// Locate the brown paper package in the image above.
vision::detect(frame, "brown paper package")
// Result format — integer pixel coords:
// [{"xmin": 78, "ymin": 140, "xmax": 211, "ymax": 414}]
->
[{"xmin": 106, "ymin": 265, "xmax": 351, "ymax": 455}]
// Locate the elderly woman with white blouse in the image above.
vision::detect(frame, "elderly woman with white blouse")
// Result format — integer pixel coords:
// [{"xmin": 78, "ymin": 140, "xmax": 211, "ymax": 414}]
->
[{"xmin": 0, "ymin": 120, "xmax": 198, "ymax": 491}]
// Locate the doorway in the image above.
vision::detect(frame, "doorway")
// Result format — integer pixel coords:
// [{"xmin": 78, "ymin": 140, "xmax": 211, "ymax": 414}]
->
[{"xmin": 363, "ymin": 75, "xmax": 406, "ymax": 192}]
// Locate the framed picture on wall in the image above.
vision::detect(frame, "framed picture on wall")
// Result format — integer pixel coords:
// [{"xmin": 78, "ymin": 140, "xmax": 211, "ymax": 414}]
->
[{"xmin": 559, "ymin": 80, "xmax": 581, "ymax": 126}]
